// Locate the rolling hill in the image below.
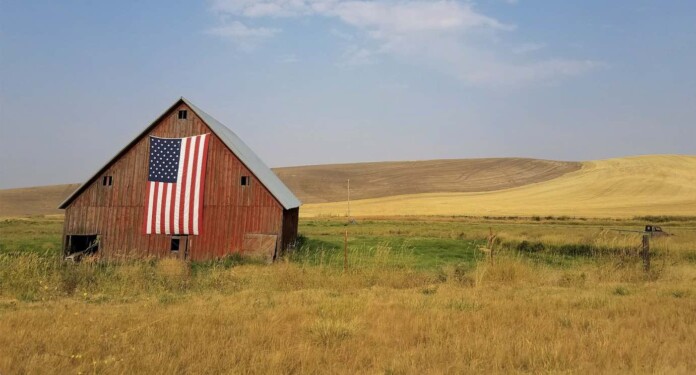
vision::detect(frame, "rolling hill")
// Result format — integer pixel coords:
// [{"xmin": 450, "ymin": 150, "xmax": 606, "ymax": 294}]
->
[
  {"xmin": 0, "ymin": 184, "xmax": 81, "ymax": 217},
  {"xmin": 0, "ymin": 158, "xmax": 578, "ymax": 217},
  {"xmin": 302, "ymin": 155, "xmax": 696, "ymax": 218},
  {"xmin": 2, "ymin": 155, "xmax": 694, "ymax": 218},
  {"xmin": 274, "ymin": 158, "xmax": 580, "ymax": 203}
]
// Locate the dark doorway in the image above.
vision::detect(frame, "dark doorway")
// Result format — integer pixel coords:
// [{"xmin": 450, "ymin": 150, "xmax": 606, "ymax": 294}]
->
[
  {"xmin": 171, "ymin": 235, "xmax": 189, "ymax": 259},
  {"xmin": 64, "ymin": 234, "xmax": 99, "ymax": 259}
]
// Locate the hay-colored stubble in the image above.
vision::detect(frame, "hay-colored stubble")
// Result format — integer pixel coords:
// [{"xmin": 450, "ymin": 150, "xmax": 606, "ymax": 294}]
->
[{"xmin": 303, "ymin": 155, "xmax": 696, "ymax": 218}]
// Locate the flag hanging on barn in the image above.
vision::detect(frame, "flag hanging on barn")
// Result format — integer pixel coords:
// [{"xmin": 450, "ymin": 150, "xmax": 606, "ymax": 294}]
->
[{"xmin": 143, "ymin": 134, "xmax": 210, "ymax": 235}]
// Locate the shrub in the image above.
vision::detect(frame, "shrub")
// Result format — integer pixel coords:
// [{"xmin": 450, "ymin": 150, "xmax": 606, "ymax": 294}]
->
[
  {"xmin": 553, "ymin": 244, "xmax": 594, "ymax": 257},
  {"xmin": 517, "ymin": 241, "xmax": 545, "ymax": 253},
  {"xmin": 670, "ymin": 290, "xmax": 690, "ymax": 298}
]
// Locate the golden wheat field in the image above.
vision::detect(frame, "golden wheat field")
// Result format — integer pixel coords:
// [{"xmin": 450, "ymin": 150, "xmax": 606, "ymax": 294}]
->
[{"xmin": 302, "ymin": 155, "xmax": 696, "ymax": 218}]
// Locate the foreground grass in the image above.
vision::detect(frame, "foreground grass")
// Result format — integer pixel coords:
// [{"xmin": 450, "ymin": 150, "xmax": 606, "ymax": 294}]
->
[
  {"xmin": 1, "ymin": 216, "xmax": 696, "ymax": 373},
  {"xmin": 1, "ymin": 255, "xmax": 696, "ymax": 374}
]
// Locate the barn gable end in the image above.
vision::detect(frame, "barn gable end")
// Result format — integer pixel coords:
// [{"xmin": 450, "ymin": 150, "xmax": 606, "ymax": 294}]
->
[{"xmin": 60, "ymin": 98, "xmax": 300, "ymax": 261}]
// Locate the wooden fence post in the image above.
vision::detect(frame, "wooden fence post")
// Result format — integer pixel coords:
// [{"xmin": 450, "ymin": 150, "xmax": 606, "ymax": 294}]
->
[{"xmin": 642, "ymin": 234, "xmax": 650, "ymax": 272}]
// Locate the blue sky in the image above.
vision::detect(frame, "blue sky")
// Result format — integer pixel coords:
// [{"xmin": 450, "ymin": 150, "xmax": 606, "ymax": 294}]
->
[{"xmin": 1, "ymin": 0, "xmax": 694, "ymax": 188}]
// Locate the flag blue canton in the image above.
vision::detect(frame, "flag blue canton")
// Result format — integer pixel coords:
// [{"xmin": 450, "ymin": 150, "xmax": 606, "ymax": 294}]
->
[{"xmin": 148, "ymin": 137, "xmax": 182, "ymax": 183}]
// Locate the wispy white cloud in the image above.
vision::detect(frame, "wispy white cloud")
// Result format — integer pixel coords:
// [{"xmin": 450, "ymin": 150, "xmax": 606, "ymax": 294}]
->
[
  {"xmin": 337, "ymin": 45, "xmax": 375, "ymax": 67},
  {"xmin": 211, "ymin": 0, "xmax": 510, "ymax": 31},
  {"xmin": 326, "ymin": 1, "xmax": 511, "ymax": 34},
  {"xmin": 208, "ymin": 0, "xmax": 601, "ymax": 86},
  {"xmin": 210, "ymin": 0, "xmax": 318, "ymax": 17},
  {"xmin": 206, "ymin": 20, "xmax": 279, "ymax": 49}
]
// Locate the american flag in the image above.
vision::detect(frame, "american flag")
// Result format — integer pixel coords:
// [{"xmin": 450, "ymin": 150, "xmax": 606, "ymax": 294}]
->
[{"xmin": 143, "ymin": 134, "xmax": 210, "ymax": 235}]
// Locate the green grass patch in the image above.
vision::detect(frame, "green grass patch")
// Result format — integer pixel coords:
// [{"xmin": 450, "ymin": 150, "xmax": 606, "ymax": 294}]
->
[
  {"xmin": 0, "ymin": 218, "xmax": 63, "ymax": 255},
  {"xmin": 290, "ymin": 233, "xmax": 482, "ymax": 270},
  {"xmin": 1, "ymin": 216, "xmax": 693, "ymax": 273}
]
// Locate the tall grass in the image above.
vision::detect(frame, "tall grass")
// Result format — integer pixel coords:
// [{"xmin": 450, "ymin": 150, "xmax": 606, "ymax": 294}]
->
[
  {"xmin": 2, "ymin": 217, "xmax": 696, "ymax": 373},
  {"xmin": 2, "ymin": 250, "xmax": 696, "ymax": 374}
]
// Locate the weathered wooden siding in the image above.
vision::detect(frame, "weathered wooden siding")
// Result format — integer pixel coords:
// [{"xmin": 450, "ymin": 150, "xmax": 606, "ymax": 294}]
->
[{"xmin": 63, "ymin": 103, "xmax": 287, "ymax": 261}]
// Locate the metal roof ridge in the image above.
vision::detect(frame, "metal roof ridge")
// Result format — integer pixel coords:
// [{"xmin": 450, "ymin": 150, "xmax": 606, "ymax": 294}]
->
[{"xmin": 181, "ymin": 98, "xmax": 301, "ymax": 209}]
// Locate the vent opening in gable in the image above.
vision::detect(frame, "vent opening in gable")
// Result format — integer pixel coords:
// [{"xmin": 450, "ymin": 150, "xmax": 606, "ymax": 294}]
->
[{"xmin": 178, "ymin": 110, "xmax": 187, "ymax": 119}]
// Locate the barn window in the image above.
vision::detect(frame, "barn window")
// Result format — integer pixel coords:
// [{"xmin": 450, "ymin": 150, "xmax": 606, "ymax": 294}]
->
[
  {"xmin": 102, "ymin": 175, "xmax": 113, "ymax": 186},
  {"xmin": 241, "ymin": 176, "xmax": 250, "ymax": 186},
  {"xmin": 178, "ymin": 110, "xmax": 187, "ymax": 119}
]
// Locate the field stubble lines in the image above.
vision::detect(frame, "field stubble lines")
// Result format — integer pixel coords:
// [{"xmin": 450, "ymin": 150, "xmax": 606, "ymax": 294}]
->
[{"xmin": 302, "ymin": 155, "xmax": 696, "ymax": 218}]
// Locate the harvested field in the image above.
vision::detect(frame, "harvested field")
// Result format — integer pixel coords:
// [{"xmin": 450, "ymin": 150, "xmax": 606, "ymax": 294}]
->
[
  {"xmin": 3, "ymin": 155, "xmax": 694, "ymax": 219},
  {"xmin": 303, "ymin": 155, "xmax": 696, "ymax": 218},
  {"xmin": 274, "ymin": 158, "xmax": 580, "ymax": 203},
  {"xmin": 0, "ymin": 184, "xmax": 80, "ymax": 217},
  {"xmin": 0, "ymin": 158, "xmax": 580, "ymax": 217}
]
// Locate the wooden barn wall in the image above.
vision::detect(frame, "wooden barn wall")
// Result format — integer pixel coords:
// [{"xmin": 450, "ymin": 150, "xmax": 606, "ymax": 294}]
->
[{"xmin": 63, "ymin": 103, "xmax": 285, "ymax": 261}]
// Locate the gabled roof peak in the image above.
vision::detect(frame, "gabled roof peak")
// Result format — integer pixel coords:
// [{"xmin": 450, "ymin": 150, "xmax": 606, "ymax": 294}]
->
[{"xmin": 59, "ymin": 97, "xmax": 301, "ymax": 210}]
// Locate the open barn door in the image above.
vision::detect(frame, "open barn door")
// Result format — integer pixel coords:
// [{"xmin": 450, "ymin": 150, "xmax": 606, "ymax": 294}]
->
[
  {"xmin": 64, "ymin": 234, "xmax": 99, "ymax": 261},
  {"xmin": 170, "ymin": 235, "xmax": 189, "ymax": 260}
]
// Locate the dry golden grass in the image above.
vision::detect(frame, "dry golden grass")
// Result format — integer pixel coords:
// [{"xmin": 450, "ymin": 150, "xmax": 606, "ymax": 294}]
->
[
  {"xmin": 1, "ymin": 257, "xmax": 695, "ymax": 374},
  {"xmin": 303, "ymin": 155, "xmax": 696, "ymax": 218},
  {"xmin": 2, "ymin": 213, "xmax": 696, "ymax": 374}
]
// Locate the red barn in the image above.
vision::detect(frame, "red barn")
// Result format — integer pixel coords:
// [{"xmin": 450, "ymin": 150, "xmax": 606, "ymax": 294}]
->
[{"xmin": 59, "ymin": 98, "xmax": 300, "ymax": 261}]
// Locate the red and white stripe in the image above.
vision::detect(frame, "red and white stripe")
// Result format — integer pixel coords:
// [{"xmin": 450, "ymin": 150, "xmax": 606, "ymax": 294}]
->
[{"xmin": 143, "ymin": 134, "xmax": 210, "ymax": 235}]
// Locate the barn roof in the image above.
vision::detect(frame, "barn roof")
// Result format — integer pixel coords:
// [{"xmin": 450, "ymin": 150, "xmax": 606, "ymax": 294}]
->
[{"xmin": 59, "ymin": 97, "xmax": 301, "ymax": 210}]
